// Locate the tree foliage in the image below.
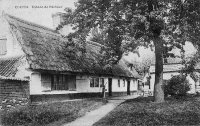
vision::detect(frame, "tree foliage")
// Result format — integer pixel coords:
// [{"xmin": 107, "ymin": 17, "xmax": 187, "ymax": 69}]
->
[
  {"xmin": 164, "ymin": 75, "xmax": 190, "ymax": 98},
  {"xmin": 60, "ymin": 0, "xmax": 200, "ymax": 102}
]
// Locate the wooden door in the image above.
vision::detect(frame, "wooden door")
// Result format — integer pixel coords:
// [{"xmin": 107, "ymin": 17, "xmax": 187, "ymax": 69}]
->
[
  {"xmin": 108, "ymin": 78, "xmax": 112, "ymax": 96},
  {"xmin": 127, "ymin": 80, "xmax": 130, "ymax": 95}
]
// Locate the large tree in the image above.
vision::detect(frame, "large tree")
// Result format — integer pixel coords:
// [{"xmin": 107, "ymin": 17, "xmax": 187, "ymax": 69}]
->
[{"xmin": 60, "ymin": 0, "xmax": 200, "ymax": 102}]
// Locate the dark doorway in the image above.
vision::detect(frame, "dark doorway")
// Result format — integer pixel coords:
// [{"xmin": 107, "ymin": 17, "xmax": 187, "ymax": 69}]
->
[
  {"xmin": 127, "ymin": 80, "xmax": 130, "ymax": 95},
  {"xmin": 108, "ymin": 78, "xmax": 112, "ymax": 96}
]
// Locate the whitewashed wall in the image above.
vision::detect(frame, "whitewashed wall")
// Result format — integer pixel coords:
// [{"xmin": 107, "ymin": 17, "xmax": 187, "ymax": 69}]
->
[
  {"xmin": 0, "ymin": 15, "xmax": 24, "ymax": 58},
  {"xmin": 112, "ymin": 78, "xmax": 126, "ymax": 92},
  {"xmin": 30, "ymin": 72, "xmax": 42, "ymax": 94},
  {"xmin": 29, "ymin": 74, "xmax": 138, "ymax": 95},
  {"xmin": 76, "ymin": 76, "xmax": 138, "ymax": 93},
  {"xmin": 15, "ymin": 57, "xmax": 32, "ymax": 79},
  {"xmin": 76, "ymin": 75, "xmax": 106, "ymax": 93},
  {"xmin": 130, "ymin": 79, "xmax": 138, "ymax": 91}
]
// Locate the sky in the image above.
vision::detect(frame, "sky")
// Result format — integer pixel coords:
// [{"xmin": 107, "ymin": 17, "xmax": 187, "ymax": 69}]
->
[{"xmin": 0, "ymin": 0, "xmax": 76, "ymax": 28}]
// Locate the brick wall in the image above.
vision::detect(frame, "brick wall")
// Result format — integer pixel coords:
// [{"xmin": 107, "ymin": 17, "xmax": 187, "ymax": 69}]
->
[{"xmin": 0, "ymin": 80, "xmax": 29, "ymax": 102}]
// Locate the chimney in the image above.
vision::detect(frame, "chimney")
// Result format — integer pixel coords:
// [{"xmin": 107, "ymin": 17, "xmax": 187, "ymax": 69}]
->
[
  {"xmin": 52, "ymin": 12, "xmax": 73, "ymax": 35},
  {"xmin": 52, "ymin": 12, "xmax": 65, "ymax": 30}
]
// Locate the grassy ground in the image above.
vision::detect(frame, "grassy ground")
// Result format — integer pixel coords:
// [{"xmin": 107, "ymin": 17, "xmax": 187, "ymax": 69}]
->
[
  {"xmin": 0, "ymin": 99, "xmax": 105, "ymax": 126},
  {"xmin": 94, "ymin": 96, "xmax": 200, "ymax": 126}
]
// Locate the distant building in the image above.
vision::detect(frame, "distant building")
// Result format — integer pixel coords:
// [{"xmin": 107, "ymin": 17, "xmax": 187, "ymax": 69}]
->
[{"xmin": 148, "ymin": 57, "xmax": 200, "ymax": 94}]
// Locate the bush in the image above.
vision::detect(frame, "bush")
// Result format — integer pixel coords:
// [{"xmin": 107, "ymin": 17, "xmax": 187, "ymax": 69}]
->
[
  {"xmin": 0, "ymin": 99, "xmax": 105, "ymax": 126},
  {"xmin": 164, "ymin": 75, "xmax": 190, "ymax": 98},
  {"xmin": 1, "ymin": 108, "xmax": 32, "ymax": 126},
  {"xmin": 1, "ymin": 105, "xmax": 63, "ymax": 126}
]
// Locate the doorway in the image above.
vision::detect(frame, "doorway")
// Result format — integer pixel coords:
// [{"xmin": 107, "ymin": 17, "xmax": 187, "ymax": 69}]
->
[
  {"xmin": 127, "ymin": 80, "xmax": 130, "ymax": 95},
  {"xmin": 108, "ymin": 78, "xmax": 112, "ymax": 96}
]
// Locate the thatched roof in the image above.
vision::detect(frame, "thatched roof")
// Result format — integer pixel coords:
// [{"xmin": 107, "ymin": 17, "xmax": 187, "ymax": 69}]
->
[
  {"xmin": 0, "ymin": 56, "xmax": 28, "ymax": 81},
  {"xmin": 4, "ymin": 14, "xmax": 140, "ymax": 78},
  {"xmin": 0, "ymin": 56, "xmax": 23, "ymax": 77}
]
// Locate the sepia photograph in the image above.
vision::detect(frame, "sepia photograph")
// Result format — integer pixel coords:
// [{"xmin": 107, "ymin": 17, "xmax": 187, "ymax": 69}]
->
[{"xmin": 0, "ymin": 0, "xmax": 200, "ymax": 126}]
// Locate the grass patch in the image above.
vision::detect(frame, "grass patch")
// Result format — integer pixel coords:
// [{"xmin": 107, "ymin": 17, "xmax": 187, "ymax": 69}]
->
[
  {"xmin": 94, "ymin": 96, "xmax": 200, "ymax": 126},
  {"xmin": 0, "ymin": 99, "xmax": 105, "ymax": 126}
]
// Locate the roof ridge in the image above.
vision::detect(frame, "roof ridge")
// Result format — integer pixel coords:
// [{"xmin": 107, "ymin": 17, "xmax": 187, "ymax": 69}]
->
[{"xmin": 5, "ymin": 14, "xmax": 58, "ymax": 33}]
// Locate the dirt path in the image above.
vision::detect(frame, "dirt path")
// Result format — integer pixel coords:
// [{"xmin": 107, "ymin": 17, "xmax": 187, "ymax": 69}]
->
[{"xmin": 62, "ymin": 95, "xmax": 139, "ymax": 126}]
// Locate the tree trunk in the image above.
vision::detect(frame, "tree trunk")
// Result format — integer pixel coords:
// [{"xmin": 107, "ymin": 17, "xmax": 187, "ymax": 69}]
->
[{"xmin": 153, "ymin": 37, "xmax": 165, "ymax": 102}]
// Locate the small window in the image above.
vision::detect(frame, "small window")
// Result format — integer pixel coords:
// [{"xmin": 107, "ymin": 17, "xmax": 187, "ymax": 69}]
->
[
  {"xmin": 90, "ymin": 77, "xmax": 104, "ymax": 88},
  {"xmin": 41, "ymin": 74, "xmax": 75, "ymax": 91},
  {"xmin": 41, "ymin": 74, "xmax": 51, "ymax": 91},
  {"xmin": 118, "ymin": 79, "xmax": 120, "ymax": 87},
  {"xmin": 123, "ymin": 79, "xmax": 125, "ymax": 87},
  {"xmin": 90, "ymin": 78, "xmax": 95, "ymax": 87},
  {"xmin": 100, "ymin": 78, "xmax": 104, "ymax": 87},
  {"xmin": 0, "ymin": 38, "xmax": 7, "ymax": 55},
  {"xmin": 95, "ymin": 78, "xmax": 99, "ymax": 87}
]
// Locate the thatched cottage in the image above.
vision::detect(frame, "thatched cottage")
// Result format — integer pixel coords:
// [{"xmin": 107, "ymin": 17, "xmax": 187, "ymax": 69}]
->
[{"xmin": 0, "ymin": 13, "xmax": 141, "ymax": 102}]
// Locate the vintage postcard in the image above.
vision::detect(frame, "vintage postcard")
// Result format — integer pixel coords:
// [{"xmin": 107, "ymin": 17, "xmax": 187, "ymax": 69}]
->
[{"xmin": 0, "ymin": 0, "xmax": 199, "ymax": 126}]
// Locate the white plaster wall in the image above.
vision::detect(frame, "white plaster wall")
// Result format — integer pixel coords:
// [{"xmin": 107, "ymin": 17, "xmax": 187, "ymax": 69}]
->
[
  {"xmin": 15, "ymin": 57, "xmax": 32, "ymax": 79},
  {"xmin": 150, "ymin": 74, "xmax": 155, "ymax": 91},
  {"xmin": 112, "ymin": 78, "xmax": 127, "ymax": 92},
  {"xmin": 29, "ymin": 74, "xmax": 139, "ymax": 95},
  {"xmin": 76, "ymin": 76, "xmax": 138, "ymax": 93},
  {"xmin": 187, "ymin": 75, "xmax": 196, "ymax": 94},
  {"xmin": 0, "ymin": 15, "xmax": 24, "ymax": 58},
  {"xmin": 130, "ymin": 79, "xmax": 138, "ymax": 91},
  {"xmin": 30, "ymin": 74, "xmax": 108, "ymax": 94},
  {"xmin": 30, "ymin": 73, "xmax": 78, "ymax": 95},
  {"xmin": 76, "ymin": 75, "xmax": 106, "ymax": 93},
  {"xmin": 30, "ymin": 72, "xmax": 42, "ymax": 94}
]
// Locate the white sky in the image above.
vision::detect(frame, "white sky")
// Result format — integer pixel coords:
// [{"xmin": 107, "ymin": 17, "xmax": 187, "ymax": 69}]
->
[{"xmin": 0, "ymin": 0, "xmax": 76, "ymax": 28}]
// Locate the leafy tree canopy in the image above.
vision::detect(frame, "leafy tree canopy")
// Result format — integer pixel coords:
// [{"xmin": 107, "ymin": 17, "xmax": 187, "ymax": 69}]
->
[
  {"xmin": 60, "ymin": 0, "xmax": 200, "ymax": 64},
  {"xmin": 60, "ymin": 0, "xmax": 200, "ymax": 102}
]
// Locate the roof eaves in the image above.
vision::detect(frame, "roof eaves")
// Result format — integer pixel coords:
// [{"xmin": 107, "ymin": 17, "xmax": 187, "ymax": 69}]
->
[{"xmin": 0, "ymin": 75, "xmax": 29, "ymax": 81}]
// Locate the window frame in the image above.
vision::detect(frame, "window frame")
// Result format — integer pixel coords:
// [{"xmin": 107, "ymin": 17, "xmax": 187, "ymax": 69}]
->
[
  {"xmin": 41, "ymin": 74, "xmax": 52, "ymax": 91},
  {"xmin": 90, "ymin": 78, "xmax": 95, "ymax": 87},
  {"xmin": 100, "ymin": 78, "xmax": 104, "ymax": 87},
  {"xmin": 94, "ymin": 78, "xmax": 100, "ymax": 87},
  {"xmin": 123, "ymin": 79, "xmax": 126, "ymax": 87},
  {"xmin": 0, "ymin": 38, "xmax": 7, "ymax": 55},
  {"xmin": 90, "ymin": 77, "xmax": 104, "ymax": 88},
  {"xmin": 41, "ymin": 74, "xmax": 70, "ymax": 91},
  {"xmin": 118, "ymin": 79, "xmax": 120, "ymax": 87}
]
